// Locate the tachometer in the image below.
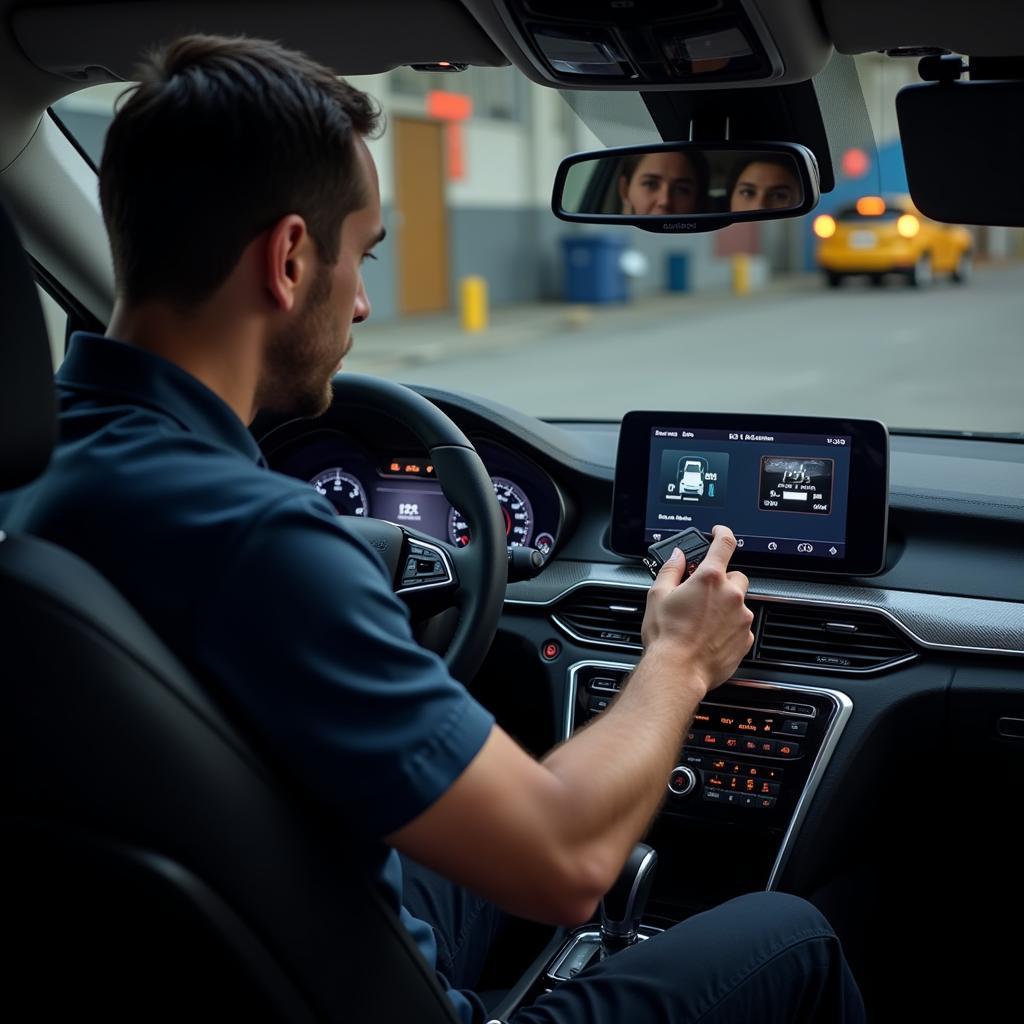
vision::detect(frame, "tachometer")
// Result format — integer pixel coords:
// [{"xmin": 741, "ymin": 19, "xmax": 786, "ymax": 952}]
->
[
  {"xmin": 448, "ymin": 476, "xmax": 534, "ymax": 548},
  {"xmin": 309, "ymin": 468, "xmax": 368, "ymax": 517}
]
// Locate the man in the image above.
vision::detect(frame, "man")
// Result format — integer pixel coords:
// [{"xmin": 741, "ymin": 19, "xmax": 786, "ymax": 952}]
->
[{"xmin": 0, "ymin": 36, "xmax": 865, "ymax": 1023}]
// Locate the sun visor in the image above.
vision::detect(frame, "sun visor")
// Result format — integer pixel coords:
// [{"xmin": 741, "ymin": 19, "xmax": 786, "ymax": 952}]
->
[
  {"xmin": 11, "ymin": 2, "xmax": 508, "ymax": 83},
  {"xmin": 896, "ymin": 80, "xmax": 1024, "ymax": 226}
]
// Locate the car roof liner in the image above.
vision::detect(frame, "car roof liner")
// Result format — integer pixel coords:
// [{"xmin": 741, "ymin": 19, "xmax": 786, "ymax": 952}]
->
[
  {"xmin": 10, "ymin": 0, "xmax": 508, "ymax": 84},
  {"xmin": 822, "ymin": 0, "xmax": 1024, "ymax": 56}
]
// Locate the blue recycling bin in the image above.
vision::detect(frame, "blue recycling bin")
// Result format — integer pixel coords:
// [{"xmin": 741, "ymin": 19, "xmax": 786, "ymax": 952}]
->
[
  {"xmin": 561, "ymin": 235, "xmax": 627, "ymax": 303},
  {"xmin": 667, "ymin": 252, "xmax": 691, "ymax": 293}
]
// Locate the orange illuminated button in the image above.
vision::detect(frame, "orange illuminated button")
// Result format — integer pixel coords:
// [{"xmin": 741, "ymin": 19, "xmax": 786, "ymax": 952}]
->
[
  {"xmin": 777, "ymin": 741, "xmax": 801, "ymax": 758},
  {"xmin": 756, "ymin": 796, "xmax": 777, "ymax": 810},
  {"xmin": 723, "ymin": 736, "xmax": 741, "ymax": 751},
  {"xmin": 700, "ymin": 732, "xmax": 721, "ymax": 747},
  {"xmin": 706, "ymin": 775, "xmax": 725, "ymax": 788}
]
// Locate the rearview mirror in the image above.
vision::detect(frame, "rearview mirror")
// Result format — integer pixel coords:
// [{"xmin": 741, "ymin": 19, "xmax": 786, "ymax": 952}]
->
[{"xmin": 552, "ymin": 141, "xmax": 820, "ymax": 233}]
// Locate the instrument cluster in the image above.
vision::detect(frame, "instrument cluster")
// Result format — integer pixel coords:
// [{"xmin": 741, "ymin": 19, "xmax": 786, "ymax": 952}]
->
[{"xmin": 270, "ymin": 430, "xmax": 563, "ymax": 557}]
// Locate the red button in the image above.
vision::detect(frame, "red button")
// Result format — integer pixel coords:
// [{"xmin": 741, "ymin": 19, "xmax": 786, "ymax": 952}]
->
[{"xmin": 541, "ymin": 641, "xmax": 561, "ymax": 661}]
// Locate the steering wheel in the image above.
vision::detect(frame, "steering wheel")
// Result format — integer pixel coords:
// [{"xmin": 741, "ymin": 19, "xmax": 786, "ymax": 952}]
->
[{"xmin": 315, "ymin": 374, "xmax": 507, "ymax": 684}]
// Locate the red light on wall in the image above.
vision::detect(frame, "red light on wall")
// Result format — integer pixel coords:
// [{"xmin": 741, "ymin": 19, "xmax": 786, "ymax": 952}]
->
[
  {"xmin": 841, "ymin": 147, "xmax": 871, "ymax": 178},
  {"xmin": 426, "ymin": 90, "xmax": 473, "ymax": 122}
]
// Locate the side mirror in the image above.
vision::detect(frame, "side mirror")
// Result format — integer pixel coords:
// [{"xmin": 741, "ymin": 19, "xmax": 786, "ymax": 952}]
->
[{"xmin": 552, "ymin": 141, "xmax": 820, "ymax": 233}]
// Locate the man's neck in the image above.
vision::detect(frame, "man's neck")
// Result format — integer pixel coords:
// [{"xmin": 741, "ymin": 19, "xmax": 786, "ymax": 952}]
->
[{"xmin": 107, "ymin": 299, "xmax": 263, "ymax": 425}]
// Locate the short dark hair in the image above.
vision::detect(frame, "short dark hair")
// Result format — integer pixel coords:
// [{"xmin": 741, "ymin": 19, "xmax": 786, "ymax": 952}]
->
[{"xmin": 99, "ymin": 35, "xmax": 382, "ymax": 307}]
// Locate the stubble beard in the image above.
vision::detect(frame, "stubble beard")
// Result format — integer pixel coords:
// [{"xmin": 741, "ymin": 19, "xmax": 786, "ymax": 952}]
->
[{"xmin": 257, "ymin": 263, "xmax": 342, "ymax": 418}]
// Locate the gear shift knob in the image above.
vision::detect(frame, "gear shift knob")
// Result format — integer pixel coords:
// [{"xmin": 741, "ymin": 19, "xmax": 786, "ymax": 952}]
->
[{"xmin": 600, "ymin": 842, "xmax": 657, "ymax": 955}]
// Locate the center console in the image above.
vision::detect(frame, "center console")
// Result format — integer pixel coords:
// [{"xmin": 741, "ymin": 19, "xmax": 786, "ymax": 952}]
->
[{"xmin": 568, "ymin": 661, "xmax": 852, "ymax": 889}]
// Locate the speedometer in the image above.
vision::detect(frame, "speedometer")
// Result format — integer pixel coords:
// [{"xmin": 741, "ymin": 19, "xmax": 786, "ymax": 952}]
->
[
  {"xmin": 309, "ymin": 468, "xmax": 368, "ymax": 517},
  {"xmin": 448, "ymin": 476, "xmax": 534, "ymax": 548}
]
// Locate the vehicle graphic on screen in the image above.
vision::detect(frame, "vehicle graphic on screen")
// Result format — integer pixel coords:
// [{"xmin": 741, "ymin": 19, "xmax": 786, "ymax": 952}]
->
[
  {"xmin": 659, "ymin": 450, "xmax": 728, "ymax": 508},
  {"xmin": 678, "ymin": 458, "xmax": 707, "ymax": 496}
]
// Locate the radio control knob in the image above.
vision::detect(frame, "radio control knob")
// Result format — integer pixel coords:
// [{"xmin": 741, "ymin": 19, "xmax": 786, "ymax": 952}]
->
[{"xmin": 667, "ymin": 765, "xmax": 697, "ymax": 797}]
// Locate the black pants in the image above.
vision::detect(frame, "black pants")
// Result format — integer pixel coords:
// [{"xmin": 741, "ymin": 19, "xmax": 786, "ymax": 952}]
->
[{"xmin": 401, "ymin": 856, "xmax": 866, "ymax": 1024}]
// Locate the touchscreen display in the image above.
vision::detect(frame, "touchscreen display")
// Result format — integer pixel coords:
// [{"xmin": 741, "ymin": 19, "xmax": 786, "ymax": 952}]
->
[
  {"xmin": 612, "ymin": 412, "xmax": 888, "ymax": 575},
  {"xmin": 645, "ymin": 426, "xmax": 852, "ymax": 559}
]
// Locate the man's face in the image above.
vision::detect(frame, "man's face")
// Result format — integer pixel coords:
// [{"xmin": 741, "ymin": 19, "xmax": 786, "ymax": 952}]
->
[
  {"xmin": 258, "ymin": 139, "xmax": 384, "ymax": 417},
  {"xmin": 619, "ymin": 152, "xmax": 700, "ymax": 215}
]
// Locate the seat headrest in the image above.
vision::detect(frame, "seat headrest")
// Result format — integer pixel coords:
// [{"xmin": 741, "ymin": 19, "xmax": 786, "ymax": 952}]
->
[{"xmin": 0, "ymin": 197, "xmax": 56, "ymax": 491}]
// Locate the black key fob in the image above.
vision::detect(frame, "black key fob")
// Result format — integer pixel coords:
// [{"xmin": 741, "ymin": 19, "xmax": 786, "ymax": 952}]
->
[{"xmin": 643, "ymin": 528, "xmax": 710, "ymax": 580}]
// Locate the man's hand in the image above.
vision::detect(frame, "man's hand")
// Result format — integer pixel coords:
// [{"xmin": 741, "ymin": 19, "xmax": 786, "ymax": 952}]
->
[{"xmin": 640, "ymin": 524, "xmax": 754, "ymax": 697}]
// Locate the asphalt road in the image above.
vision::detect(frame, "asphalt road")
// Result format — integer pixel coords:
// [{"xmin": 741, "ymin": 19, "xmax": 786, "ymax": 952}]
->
[{"xmin": 350, "ymin": 263, "xmax": 1024, "ymax": 434}]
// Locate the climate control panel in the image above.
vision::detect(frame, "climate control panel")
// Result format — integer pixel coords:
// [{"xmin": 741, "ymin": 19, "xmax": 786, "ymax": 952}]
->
[{"xmin": 567, "ymin": 662, "xmax": 846, "ymax": 832}]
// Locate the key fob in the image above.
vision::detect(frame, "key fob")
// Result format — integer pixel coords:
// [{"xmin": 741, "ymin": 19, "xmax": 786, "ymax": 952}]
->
[{"xmin": 644, "ymin": 528, "xmax": 710, "ymax": 580}]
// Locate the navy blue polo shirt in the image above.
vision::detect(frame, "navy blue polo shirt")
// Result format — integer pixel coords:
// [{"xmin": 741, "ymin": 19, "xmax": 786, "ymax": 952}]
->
[{"xmin": 0, "ymin": 332, "xmax": 494, "ymax": 1023}]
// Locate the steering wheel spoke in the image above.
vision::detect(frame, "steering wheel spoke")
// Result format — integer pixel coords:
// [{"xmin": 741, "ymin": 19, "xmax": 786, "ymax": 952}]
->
[{"xmin": 396, "ymin": 529, "xmax": 459, "ymax": 598}]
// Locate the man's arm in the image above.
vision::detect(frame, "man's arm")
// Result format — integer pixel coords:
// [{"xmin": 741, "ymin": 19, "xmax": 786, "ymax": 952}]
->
[{"xmin": 388, "ymin": 526, "xmax": 754, "ymax": 926}]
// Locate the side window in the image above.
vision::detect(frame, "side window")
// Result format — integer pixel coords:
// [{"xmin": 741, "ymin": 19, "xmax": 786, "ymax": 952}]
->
[{"xmin": 36, "ymin": 285, "xmax": 68, "ymax": 370}]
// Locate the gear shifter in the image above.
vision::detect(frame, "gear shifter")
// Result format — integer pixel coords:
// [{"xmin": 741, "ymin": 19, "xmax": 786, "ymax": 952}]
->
[{"xmin": 599, "ymin": 842, "xmax": 657, "ymax": 956}]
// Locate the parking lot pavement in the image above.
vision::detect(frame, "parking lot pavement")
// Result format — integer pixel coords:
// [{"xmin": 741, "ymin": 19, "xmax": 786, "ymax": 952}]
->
[{"xmin": 345, "ymin": 263, "xmax": 1024, "ymax": 434}]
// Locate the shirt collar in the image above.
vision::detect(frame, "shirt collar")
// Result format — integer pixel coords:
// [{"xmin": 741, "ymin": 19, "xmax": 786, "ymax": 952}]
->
[{"xmin": 58, "ymin": 332, "xmax": 266, "ymax": 465}]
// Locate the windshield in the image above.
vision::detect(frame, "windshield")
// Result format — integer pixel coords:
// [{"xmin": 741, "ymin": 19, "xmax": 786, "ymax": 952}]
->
[{"xmin": 52, "ymin": 55, "xmax": 1024, "ymax": 434}]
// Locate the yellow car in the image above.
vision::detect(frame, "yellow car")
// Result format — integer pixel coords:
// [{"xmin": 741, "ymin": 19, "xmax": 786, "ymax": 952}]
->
[{"xmin": 813, "ymin": 195, "xmax": 973, "ymax": 287}]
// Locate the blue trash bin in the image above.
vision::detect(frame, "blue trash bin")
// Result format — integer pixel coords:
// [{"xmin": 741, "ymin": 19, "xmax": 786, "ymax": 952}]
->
[
  {"xmin": 667, "ymin": 252, "xmax": 691, "ymax": 293},
  {"xmin": 561, "ymin": 236, "xmax": 627, "ymax": 303}
]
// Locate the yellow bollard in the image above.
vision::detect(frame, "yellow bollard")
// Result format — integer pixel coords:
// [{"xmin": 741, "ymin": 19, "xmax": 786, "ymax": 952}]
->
[
  {"xmin": 732, "ymin": 254, "xmax": 751, "ymax": 296},
  {"xmin": 460, "ymin": 275, "xmax": 488, "ymax": 333}
]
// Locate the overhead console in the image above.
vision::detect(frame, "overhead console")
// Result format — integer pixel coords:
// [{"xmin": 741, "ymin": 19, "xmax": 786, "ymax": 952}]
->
[
  {"xmin": 471, "ymin": 0, "xmax": 831, "ymax": 89},
  {"xmin": 611, "ymin": 411, "xmax": 888, "ymax": 576}
]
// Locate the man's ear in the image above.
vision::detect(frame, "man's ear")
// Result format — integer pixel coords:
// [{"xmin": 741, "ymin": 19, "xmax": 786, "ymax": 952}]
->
[{"xmin": 264, "ymin": 214, "xmax": 311, "ymax": 313}]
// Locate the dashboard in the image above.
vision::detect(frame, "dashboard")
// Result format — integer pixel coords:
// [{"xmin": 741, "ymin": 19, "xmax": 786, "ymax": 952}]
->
[{"xmin": 254, "ymin": 384, "xmax": 1024, "ymax": 1022}]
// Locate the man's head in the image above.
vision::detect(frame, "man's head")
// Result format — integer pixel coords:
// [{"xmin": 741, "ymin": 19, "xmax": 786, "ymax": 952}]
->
[
  {"xmin": 618, "ymin": 151, "xmax": 709, "ymax": 216},
  {"xmin": 100, "ymin": 35, "xmax": 384, "ymax": 416}
]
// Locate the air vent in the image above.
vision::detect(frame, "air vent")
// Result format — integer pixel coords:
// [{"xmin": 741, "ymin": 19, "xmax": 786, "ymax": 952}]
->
[
  {"xmin": 552, "ymin": 586, "xmax": 645, "ymax": 648},
  {"xmin": 752, "ymin": 602, "xmax": 916, "ymax": 672}
]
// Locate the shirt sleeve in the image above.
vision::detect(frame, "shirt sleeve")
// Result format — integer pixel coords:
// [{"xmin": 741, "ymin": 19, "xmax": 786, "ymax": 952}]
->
[{"xmin": 194, "ymin": 488, "xmax": 495, "ymax": 838}]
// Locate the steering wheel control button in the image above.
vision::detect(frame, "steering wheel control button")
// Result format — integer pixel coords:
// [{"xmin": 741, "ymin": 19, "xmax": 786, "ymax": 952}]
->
[
  {"xmin": 541, "ymin": 640, "xmax": 561, "ymax": 661},
  {"xmin": 667, "ymin": 766, "xmax": 697, "ymax": 796},
  {"xmin": 397, "ymin": 538, "xmax": 454, "ymax": 592}
]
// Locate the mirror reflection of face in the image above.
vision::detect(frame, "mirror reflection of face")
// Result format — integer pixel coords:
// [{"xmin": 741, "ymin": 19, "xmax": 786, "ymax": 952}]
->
[
  {"xmin": 619, "ymin": 152, "xmax": 700, "ymax": 215},
  {"xmin": 729, "ymin": 160, "xmax": 801, "ymax": 211}
]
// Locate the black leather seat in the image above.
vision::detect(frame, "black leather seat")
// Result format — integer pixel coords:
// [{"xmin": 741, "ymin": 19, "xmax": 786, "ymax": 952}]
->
[{"xmin": 0, "ymin": 197, "xmax": 464, "ymax": 1022}]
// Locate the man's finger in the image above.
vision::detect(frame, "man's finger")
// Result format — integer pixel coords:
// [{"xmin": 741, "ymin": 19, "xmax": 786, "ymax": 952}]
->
[
  {"xmin": 649, "ymin": 547, "xmax": 687, "ymax": 595},
  {"xmin": 726, "ymin": 570, "xmax": 750, "ymax": 596},
  {"xmin": 697, "ymin": 525, "xmax": 737, "ymax": 575}
]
